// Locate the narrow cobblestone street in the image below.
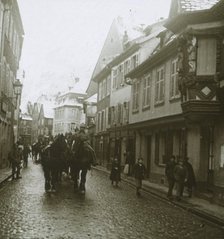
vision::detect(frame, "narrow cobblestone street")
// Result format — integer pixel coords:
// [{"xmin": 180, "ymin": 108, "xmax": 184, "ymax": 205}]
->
[{"xmin": 0, "ymin": 160, "xmax": 223, "ymax": 239}]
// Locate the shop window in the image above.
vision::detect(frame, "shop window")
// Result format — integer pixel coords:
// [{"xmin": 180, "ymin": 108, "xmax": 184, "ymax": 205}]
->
[{"xmin": 155, "ymin": 131, "xmax": 173, "ymax": 165}]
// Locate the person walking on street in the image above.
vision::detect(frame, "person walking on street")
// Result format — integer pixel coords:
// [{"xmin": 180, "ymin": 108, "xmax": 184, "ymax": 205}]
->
[
  {"xmin": 184, "ymin": 157, "xmax": 196, "ymax": 198},
  {"xmin": 133, "ymin": 158, "xmax": 146, "ymax": 196},
  {"xmin": 8, "ymin": 150, "xmax": 14, "ymax": 168},
  {"xmin": 165, "ymin": 155, "xmax": 176, "ymax": 199},
  {"xmin": 12, "ymin": 145, "xmax": 23, "ymax": 179},
  {"xmin": 110, "ymin": 156, "xmax": 121, "ymax": 187},
  {"xmin": 174, "ymin": 159, "xmax": 187, "ymax": 201},
  {"xmin": 23, "ymin": 144, "xmax": 31, "ymax": 168}
]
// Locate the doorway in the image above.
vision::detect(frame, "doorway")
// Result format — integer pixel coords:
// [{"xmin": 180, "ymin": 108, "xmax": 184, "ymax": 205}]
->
[{"xmin": 146, "ymin": 136, "xmax": 151, "ymax": 178}]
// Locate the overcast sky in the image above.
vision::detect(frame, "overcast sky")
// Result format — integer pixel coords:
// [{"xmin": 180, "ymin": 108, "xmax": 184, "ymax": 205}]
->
[{"xmin": 17, "ymin": 0, "xmax": 171, "ymax": 111}]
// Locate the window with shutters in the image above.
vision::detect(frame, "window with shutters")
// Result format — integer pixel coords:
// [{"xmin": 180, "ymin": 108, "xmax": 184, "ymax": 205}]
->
[
  {"xmin": 97, "ymin": 112, "xmax": 101, "ymax": 132},
  {"xmin": 102, "ymin": 79, "xmax": 106, "ymax": 99},
  {"xmin": 117, "ymin": 64, "xmax": 124, "ymax": 87},
  {"xmin": 142, "ymin": 73, "xmax": 151, "ymax": 108},
  {"xmin": 98, "ymin": 82, "xmax": 102, "ymax": 100},
  {"xmin": 112, "ymin": 68, "xmax": 118, "ymax": 89},
  {"xmin": 117, "ymin": 104, "xmax": 123, "ymax": 124},
  {"xmin": 197, "ymin": 38, "xmax": 217, "ymax": 75},
  {"xmin": 124, "ymin": 59, "xmax": 131, "ymax": 75},
  {"xmin": 155, "ymin": 131, "xmax": 173, "ymax": 165},
  {"xmin": 107, "ymin": 75, "xmax": 111, "ymax": 95},
  {"xmin": 108, "ymin": 107, "xmax": 111, "ymax": 126},
  {"xmin": 132, "ymin": 81, "xmax": 140, "ymax": 111},
  {"xmin": 170, "ymin": 59, "xmax": 180, "ymax": 99},
  {"xmin": 101, "ymin": 110, "xmax": 105, "ymax": 131},
  {"xmin": 131, "ymin": 54, "xmax": 139, "ymax": 70},
  {"xmin": 155, "ymin": 132, "xmax": 166, "ymax": 165},
  {"xmin": 155, "ymin": 66, "xmax": 165, "ymax": 104}
]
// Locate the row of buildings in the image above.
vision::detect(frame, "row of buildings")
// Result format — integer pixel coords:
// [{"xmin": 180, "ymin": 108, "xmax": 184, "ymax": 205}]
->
[
  {"xmin": 0, "ymin": 0, "xmax": 24, "ymax": 168},
  {"xmin": 18, "ymin": 87, "xmax": 95, "ymax": 145},
  {"xmin": 87, "ymin": 0, "xmax": 224, "ymax": 205}
]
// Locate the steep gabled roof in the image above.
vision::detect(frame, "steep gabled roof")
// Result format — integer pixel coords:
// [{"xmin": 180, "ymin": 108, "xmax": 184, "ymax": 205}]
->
[
  {"xmin": 90, "ymin": 18, "xmax": 124, "ymax": 81},
  {"xmin": 87, "ymin": 16, "xmax": 144, "ymax": 97}
]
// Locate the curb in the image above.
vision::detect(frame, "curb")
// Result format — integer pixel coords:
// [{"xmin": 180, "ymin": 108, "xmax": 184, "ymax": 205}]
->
[
  {"xmin": 92, "ymin": 166, "xmax": 224, "ymax": 229},
  {"xmin": 0, "ymin": 174, "xmax": 12, "ymax": 187}
]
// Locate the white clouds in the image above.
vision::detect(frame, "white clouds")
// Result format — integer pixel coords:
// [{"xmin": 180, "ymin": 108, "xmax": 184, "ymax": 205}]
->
[{"xmin": 17, "ymin": 0, "xmax": 171, "ymax": 109}]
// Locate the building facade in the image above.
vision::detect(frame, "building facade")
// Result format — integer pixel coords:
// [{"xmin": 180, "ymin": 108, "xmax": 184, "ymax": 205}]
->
[
  {"xmin": 0, "ymin": 0, "xmax": 24, "ymax": 167},
  {"xmin": 38, "ymin": 104, "xmax": 53, "ymax": 138},
  {"xmin": 126, "ymin": 0, "xmax": 224, "ymax": 204},
  {"xmin": 92, "ymin": 20, "xmax": 165, "ymax": 167},
  {"xmin": 53, "ymin": 90, "xmax": 86, "ymax": 136},
  {"xmin": 18, "ymin": 113, "xmax": 32, "ymax": 145}
]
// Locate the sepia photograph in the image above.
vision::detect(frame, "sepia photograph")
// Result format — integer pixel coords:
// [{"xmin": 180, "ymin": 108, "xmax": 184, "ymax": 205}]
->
[{"xmin": 0, "ymin": 0, "xmax": 224, "ymax": 238}]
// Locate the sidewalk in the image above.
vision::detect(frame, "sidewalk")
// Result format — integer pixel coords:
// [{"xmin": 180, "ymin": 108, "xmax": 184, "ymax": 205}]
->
[
  {"xmin": 93, "ymin": 165, "xmax": 224, "ymax": 228},
  {"xmin": 0, "ymin": 167, "xmax": 12, "ymax": 185}
]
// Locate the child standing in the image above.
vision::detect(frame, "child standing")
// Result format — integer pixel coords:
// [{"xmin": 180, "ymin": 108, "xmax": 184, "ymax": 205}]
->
[
  {"xmin": 133, "ymin": 158, "xmax": 146, "ymax": 196},
  {"xmin": 110, "ymin": 157, "xmax": 121, "ymax": 187}
]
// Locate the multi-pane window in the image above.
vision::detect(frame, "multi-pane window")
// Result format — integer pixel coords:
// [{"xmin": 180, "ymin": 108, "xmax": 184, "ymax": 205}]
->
[
  {"xmin": 117, "ymin": 104, "xmax": 123, "ymax": 124},
  {"xmin": 108, "ymin": 107, "xmax": 111, "ymax": 125},
  {"xmin": 132, "ymin": 81, "xmax": 140, "ymax": 111},
  {"xmin": 98, "ymin": 82, "xmax": 102, "ymax": 100},
  {"xmin": 131, "ymin": 54, "xmax": 139, "ymax": 70},
  {"xmin": 197, "ymin": 38, "xmax": 217, "ymax": 75},
  {"xmin": 97, "ymin": 112, "xmax": 101, "ymax": 132},
  {"xmin": 142, "ymin": 74, "xmax": 151, "ymax": 108},
  {"xmin": 155, "ymin": 66, "xmax": 165, "ymax": 103},
  {"xmin": 102, "ymin": 79, "xmax": 106, "ymax": 99},
  {"xmin": 99, "ymin": 78, "xmax": 109, "ymax": 100},
  {"xmin": 112, "ymin": 68, "xmax": 118, "ymax": 89},
  {"xmin": 117, "ymin": 64, "xmax": 124, "ymax": 86},
  {"xmin": 124, "ymin": 59, "xmax": 131, "ymax": 75},
  {"xmin": 101, "ymin": 110, "xmax": 104, "ymax": 131},
  {"xmin": 170, "ymin": 59, "xmax": 180, "ymax": 99},
  {"xmin": 155, "ymin": 131, "xmax": 173, "ymax": 165},
  {"xmin": 106, "ymin": 75, "xmax": 111, "ymax": 95}
]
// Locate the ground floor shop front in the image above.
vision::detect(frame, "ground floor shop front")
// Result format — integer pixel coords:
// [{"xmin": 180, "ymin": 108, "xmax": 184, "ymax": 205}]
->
[{"xmin": 132, "ymin": 115, "xmax": 224, "ymax": 205}]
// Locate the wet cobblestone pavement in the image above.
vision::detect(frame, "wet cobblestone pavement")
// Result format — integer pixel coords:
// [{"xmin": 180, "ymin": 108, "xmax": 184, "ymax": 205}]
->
[{"xmin": 0, "ymin": 161, "xmax": 223, "ymax": 239}]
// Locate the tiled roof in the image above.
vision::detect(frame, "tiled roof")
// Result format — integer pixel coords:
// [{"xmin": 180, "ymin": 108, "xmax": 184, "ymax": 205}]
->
[{"xmin": 180, "ymin": 0, "xmax": 220, "ymax": 12}]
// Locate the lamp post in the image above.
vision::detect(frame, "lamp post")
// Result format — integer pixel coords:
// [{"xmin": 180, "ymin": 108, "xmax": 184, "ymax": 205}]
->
[{"xmin": 13, "ymin": 79, "xmax": 23, "ymax": 143}]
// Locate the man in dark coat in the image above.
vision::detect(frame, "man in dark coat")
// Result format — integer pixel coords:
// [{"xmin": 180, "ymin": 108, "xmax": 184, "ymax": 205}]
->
[
  {"xmin": 71, "ymin": 124, "xmax": 96, "ymax": 193},
  {"xmin": 174, "ymin": 159, "xmax": 187, "ymax": 201},
  {"xmin": 165, "ymin": 155, "xmax": 176, "ymax": 199},
  {"xmin": 184, "ymin": 157, "xmax": 196, "ymax": 198},
  {"xmin": 23, "ymin": 144, "xmax": 31, "ymax": 168},
  {"xmin": 133, "ymin": 158, "xmax": 146, "ymax": 196}
]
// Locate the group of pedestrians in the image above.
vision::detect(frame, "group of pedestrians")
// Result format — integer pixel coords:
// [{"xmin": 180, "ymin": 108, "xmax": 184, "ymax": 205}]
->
[
  {"xmin": 165, "ymin": 156, "xmax": 196, "ymax": 201},
  {"xmin": 109, "ymin": 153, "xmax": 196, "ymax": 200},
  {"xmin": 110, "ymin": 156, "xmax": 146, "ymax": 197},
  {"xmin": 8, "ymin": 140, "xmax": 31, "ymax": 180}
]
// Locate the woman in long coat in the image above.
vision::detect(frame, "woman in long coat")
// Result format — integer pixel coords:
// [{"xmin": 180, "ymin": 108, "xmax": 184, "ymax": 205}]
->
[
  {"xmin": 110, "ymin": 157, "xmax": 121, "ymax": 187},
  {"xmin": 184, "ymin": 157, "xmax": 196, "ymax": 198}
]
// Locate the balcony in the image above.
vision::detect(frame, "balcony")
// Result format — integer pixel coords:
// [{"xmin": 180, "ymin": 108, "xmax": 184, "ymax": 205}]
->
[{"xmin": 181, "ymin": 100, "xmax": 223, "ymax": 122}]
